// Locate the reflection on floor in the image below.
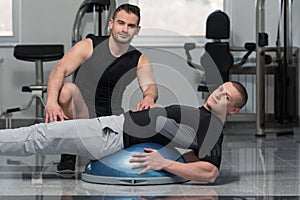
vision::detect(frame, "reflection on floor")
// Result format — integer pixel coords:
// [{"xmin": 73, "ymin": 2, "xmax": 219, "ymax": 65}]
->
[{"xmin": 0, "ymin": 126, "xmax": 300, "ymax": 199}]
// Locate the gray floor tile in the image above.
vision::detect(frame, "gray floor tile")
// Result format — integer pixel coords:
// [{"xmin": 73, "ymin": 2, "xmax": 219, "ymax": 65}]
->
[{"xmin": 1, "ymin": 131, "xmax": 300, "ymax": 198}]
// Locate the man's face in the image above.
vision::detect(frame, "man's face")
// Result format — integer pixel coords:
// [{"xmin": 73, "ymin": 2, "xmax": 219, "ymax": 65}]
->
[
  {"xmin": 206, "ymin": 82, "xmax": 241, "ymax": 118},
  {"xmin": 109, "ymin": 10, "xmax": 140, "ymax": 44}
]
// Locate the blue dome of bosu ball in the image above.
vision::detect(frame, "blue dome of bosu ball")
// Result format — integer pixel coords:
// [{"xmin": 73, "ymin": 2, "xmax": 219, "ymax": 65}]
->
[{"xmin": 81, "ymin": 143, "xmax": 188, "ymax": 185}]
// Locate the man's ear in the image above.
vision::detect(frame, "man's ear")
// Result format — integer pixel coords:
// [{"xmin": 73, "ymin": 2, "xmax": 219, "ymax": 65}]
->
[
  {"xmin": 228, "ymin": 107, "xmax": 240, "ymax": 116},
  {"xmin": 108, "ymin": 19, "xmax": 113, "ymax": 29},
  {"xmin": 135, "ymin": 26, "xmax": 141, "ymax": 35}
]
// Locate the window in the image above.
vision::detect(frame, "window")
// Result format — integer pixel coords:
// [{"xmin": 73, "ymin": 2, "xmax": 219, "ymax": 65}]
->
[
  {"xmin": 0, "ymin": 0, "xmax": 13, "ymax": 36},
  {"xmin": 0, "ymin": 0, "xmax": 20, "ymax": 43},
  {"xmin": 135, "ymin": 0, "xmax": 223, "ymax": 36}
]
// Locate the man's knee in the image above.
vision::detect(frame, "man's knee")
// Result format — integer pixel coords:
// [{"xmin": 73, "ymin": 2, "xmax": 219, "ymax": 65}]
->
[{"xmin": 59, "ymin": 82, "xmax": 76, "ymax": 105}]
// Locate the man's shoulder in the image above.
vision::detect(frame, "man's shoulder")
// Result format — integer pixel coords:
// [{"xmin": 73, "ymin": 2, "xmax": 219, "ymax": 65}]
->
[
  {"xmin": 127, "ymin": 46, "xmax": 142, "ymax": 56},
  {"xmin": 121, "ymin": 48, "xmax": 142, "ymax": 63},
  {"xmin": 86, "ymin": 34, "xmax": 109, "ymax": 48}
]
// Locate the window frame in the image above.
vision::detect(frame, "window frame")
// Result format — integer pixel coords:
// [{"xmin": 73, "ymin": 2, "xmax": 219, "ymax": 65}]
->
[
  {"xmin": 132, "ymin": 35, "xmax": 206, "ymax": 48},
  {"xmin": 0, "ymin": 0, "xmax": 21, "ymax": 45}
]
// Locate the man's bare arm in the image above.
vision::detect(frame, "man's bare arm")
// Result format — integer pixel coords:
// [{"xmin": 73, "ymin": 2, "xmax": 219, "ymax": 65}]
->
[
  {"xmin": 136, "ymin": 55, "xmax": 158, "ymax": 111},
  {"xmin": 130, "ymin": 149, "xmax": 218, "ymax": 183},
  {"xmin": 45, "ymin": 38, "xmax": 94, "ymax": 122}
]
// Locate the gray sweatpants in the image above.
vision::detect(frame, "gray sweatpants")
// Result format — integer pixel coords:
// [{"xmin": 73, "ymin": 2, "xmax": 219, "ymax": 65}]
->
[{"xmin": 0, "ymin": 115, "xmax": 125, "ymax": 160}]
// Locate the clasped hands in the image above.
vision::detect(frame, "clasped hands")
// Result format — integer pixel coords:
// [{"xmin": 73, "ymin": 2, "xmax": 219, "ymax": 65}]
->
[{"xmin": 129, "ymin": 148, "xmax": 174, "ymax": 174}]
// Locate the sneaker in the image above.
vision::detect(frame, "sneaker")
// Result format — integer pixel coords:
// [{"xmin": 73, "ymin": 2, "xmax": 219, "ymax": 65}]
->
[{"xmin": 56, "ymin": 154, "xmax": 76, "ymax": 174}]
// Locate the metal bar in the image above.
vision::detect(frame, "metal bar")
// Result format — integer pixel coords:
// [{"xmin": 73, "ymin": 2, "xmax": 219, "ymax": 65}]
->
[
  {"xmin": 255, "ymin": 0, "xmax": 266, "ymax": 136},
  {"xmin": 72, "ymin": 6, "xmax": 89, "ymax": 45},
  {"xmin": 35, "ymin": 60, "xmax": 44, "ymax": 120},
  {"xmin": 104, "ymin": 0, "xmax": 116, "ymax": 35},
  {"xmin": 93, "ymin": 4, "xmax": 98, "ymax": 35}
]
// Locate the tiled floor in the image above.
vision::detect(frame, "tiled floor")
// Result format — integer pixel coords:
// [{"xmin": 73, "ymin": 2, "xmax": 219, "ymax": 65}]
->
[{"xmin": 1, "ymin": 126, "xmax": 300, "ymax": 199}]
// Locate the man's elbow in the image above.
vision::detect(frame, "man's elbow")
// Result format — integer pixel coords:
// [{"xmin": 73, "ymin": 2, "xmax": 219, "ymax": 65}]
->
[{"xmin": 206, "ymin": 167, "xmax": 219, "ymax": 183}]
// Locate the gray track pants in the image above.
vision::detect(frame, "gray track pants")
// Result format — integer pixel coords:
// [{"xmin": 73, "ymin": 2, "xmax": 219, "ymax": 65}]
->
[{"xmin": 0, "ymin": 115, "xmax": 125, "ymax": 160}]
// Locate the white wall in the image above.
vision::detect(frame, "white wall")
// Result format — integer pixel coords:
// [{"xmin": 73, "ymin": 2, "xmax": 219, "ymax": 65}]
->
[
  {"xmin": 122, "ymin": 46, "xmax": 205, "ymax": 111},
  {"xmin": 0, "ymin": 0, "xmax": 300, "ymax": 119}
]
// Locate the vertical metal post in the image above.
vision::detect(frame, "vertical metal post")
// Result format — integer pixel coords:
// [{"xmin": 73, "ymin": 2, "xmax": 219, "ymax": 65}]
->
[
  {"xmin": 256, "ymin": 0, "xmax": 266, "ymax": 136},
  {"xmin": 284, "ymin": 0, "xmax": 293, "ymax": 65},
  {"xmin": 34, "ymin": 59, "xmax": 45, "ymax": 184},
  {"xmin": 5, "ymin": 113, "xmax": 12, "ymax": 129},
  {"xmin": 35, "ymin": 60, "xmax": 44, "ymax": 121},
  {"xmin": 284, "ymin": 0, "xmax": 296, "ymax": 122},
  {"xmin": 281, "ymin": 0, "xmax": 291, "ymax": 120},
  {"xmin": 104, "ymin": 1, "xmax": 115, "ymax": 36},
  {"xmin": 93, "ymin": 4, "xmax": 98, "ymax": 35}
]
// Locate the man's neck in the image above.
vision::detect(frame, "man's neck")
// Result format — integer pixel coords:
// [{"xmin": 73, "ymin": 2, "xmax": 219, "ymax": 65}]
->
[
  {"xmin": 203, "ymin": 103, "xmax": 226, "ymax": 122},
  {"xmin": 108, "ymin": 36, "xmax": 130, "ymax": 57},
  {"xmin": 203, "ymin": 103, "xmax": 210, "ymax": 111}
]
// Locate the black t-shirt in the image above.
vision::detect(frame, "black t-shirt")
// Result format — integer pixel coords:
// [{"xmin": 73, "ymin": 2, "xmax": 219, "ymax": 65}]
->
[{"xmin": 123, "ymin": 105, "xmax": 224, "ymax": 169}]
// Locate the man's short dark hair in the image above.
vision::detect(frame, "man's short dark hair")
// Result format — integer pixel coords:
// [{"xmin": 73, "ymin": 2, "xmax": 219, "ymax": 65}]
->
[
  {"xmin": 112, "ymin": 4, "xmax": 141, "ymax": 25},
  {"xmin": 230, "ymin": 81, "xmax": 248, "ymax": 109}
]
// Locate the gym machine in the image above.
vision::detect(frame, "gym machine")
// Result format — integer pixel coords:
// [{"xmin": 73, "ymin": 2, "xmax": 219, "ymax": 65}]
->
[
  {"xmin": 72, "ymin": 0, "xmax": 113, "ymax": 46},
  {"xmin": 255, "ymin": 0, "xmax": 298, "ymax": 135},
  {"xmin": 185, "ymin": 0, "xmax": 299, "ymax": 136}
]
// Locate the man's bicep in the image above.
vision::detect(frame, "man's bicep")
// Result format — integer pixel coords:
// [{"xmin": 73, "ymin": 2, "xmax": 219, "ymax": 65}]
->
[
  {"xmin": 63, "ymin": 39, "xmax": 94, "ymax": 76},
  {"xmin": 137, "ymin": 55, "xmax": 156, "ymax": 87},
  {"xmin": 182, "ymin": 150, "xmax": 199, "ymax": 162},
  {"xmin": 182, "ymin": 149, "xmax": 221, "ymax": 170}
]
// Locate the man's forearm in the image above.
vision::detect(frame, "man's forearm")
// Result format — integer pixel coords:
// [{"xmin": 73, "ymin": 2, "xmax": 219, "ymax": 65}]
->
[
  {"xmin": 163, "ymin": 160, "xmax": 218, "ymax": 183},
  {"xmin": 142, "ymin": 83, "xmax": 158, "ymax": 102},
  {"xmin": 47, "ymin": 66, "xmax": 66, "ymax": 103}
]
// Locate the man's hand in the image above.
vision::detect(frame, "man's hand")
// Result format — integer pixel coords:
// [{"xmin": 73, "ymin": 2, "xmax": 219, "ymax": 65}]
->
[
  {"xmin": 129, "ymin": 148, "xmax": 174, "ymax": 174},
  {"xmin": 136, "ymin": 96, "xmax": 155, "ymax": 111},
  {"xmin": 45, "ymin": 102, "xmax": 68, "ymax": 123}
]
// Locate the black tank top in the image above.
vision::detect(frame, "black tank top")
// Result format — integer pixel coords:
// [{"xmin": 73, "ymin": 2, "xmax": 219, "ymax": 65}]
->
[{"xmin": 75, "ymin": 35, "xmax": 142, "ymax": 117}]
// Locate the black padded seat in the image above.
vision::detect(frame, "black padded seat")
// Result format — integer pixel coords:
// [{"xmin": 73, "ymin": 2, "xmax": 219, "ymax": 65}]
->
[
  {"xmin": 206, "ymin": 10, "xmax": 230, "ymax": 40},
  {"xmin": 204, "ymin": 42, "xmax": 233, "ymax": 82},
  {"xmin": 198, "ymin": 10, "xmax": 233, "ymax": 92},
  {"xmin": 14, "ymin": 45, "xmax": 64, "ymax": 62},
  {"xmin": 10, "ymin": 44, "xmax": 64, "ymax": 119}
]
